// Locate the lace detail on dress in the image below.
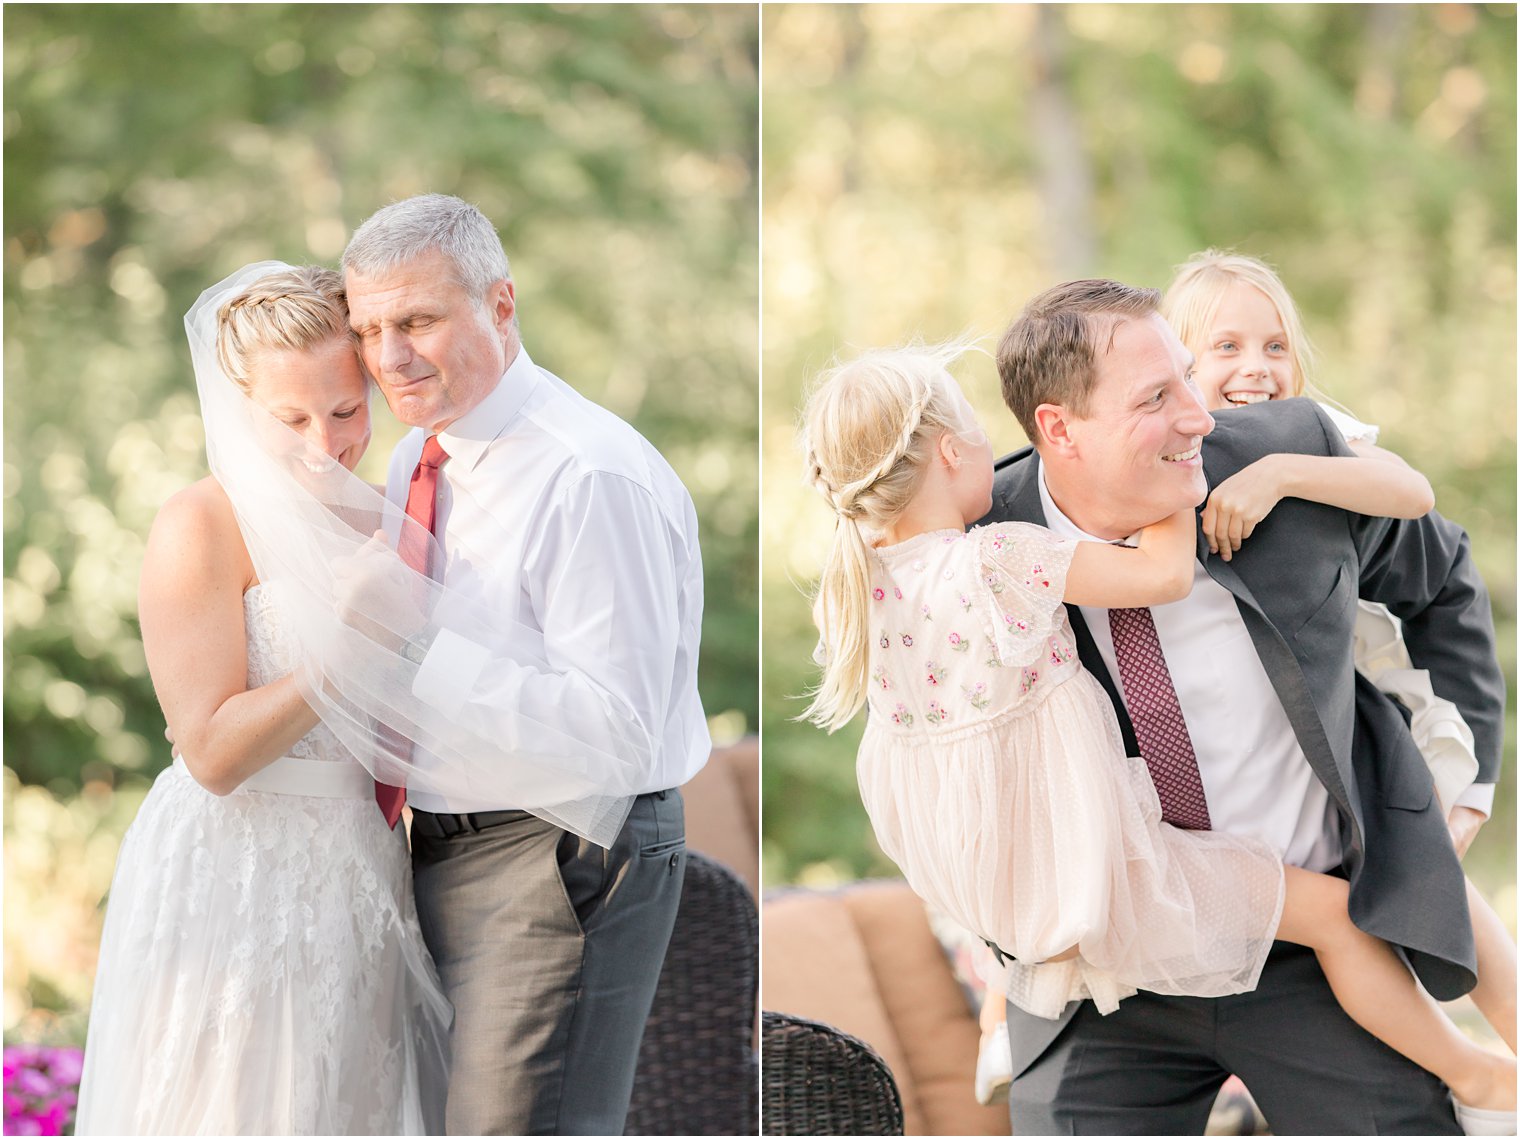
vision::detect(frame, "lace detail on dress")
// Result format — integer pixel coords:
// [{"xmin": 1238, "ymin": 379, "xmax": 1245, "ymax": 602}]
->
[
  {"xmin": 242, "ymin": 584, "xmax": 350, "ymax": 765},
  {"xmin": 74, "ymin": 587, "xmax": 449, "ymax": 1135}
]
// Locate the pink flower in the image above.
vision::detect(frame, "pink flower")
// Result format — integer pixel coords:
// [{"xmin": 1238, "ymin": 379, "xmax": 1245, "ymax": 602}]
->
[
  {"xmin": 872, "ymin": 588, "xmax": 885, "ymax": 601},
  {"xmin": 894, "ymin": 587, "xmax": 904, "ymax": 600},
  {"xmin": 948, "ymin": 632, "xmax": 962, "ymax": 645},
  {"xmin": 3, "ymin": 1045, "xmax": 82, "ymax": 1138}
]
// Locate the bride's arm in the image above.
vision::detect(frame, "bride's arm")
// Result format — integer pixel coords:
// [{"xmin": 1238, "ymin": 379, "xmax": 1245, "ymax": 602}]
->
[{"xmin": 139, "ymin": 479, "xmax": 319, "ymax": 796}]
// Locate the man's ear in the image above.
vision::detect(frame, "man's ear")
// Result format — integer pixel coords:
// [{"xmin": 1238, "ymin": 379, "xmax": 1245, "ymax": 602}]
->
[
  {"xmin": 489, "ymin": 279, "xmax": 516, "ymax": 334},
  {"xmin": 1033, "ymin": 403, "xmax": 1077, "ymax": 456}
]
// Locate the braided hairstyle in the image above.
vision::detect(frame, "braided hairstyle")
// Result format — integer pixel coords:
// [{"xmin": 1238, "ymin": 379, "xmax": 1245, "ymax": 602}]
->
[
  {"xmin": 216, "ymin": 266, "xmax": 354, "ymax": 391},
  {"xmin": 799, "ymin": 341, "xmax": 978, "ymax": 732}
]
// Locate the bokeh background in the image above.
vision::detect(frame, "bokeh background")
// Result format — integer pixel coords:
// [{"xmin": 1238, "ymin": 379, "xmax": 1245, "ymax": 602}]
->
[
  {"xmin": 4, "ymin": 4, "xmax": 758, "ymax": 1048},
  {"xmin": 762, "ymin": 0, "xmax": 1515, "ymax": 964}
]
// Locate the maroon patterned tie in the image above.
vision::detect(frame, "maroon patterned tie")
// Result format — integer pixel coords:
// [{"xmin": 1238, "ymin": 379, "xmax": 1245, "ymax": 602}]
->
[
  {"xmin": 1108, "ymin": 606, "xmax": 1212, "ymax": 830},
  {"xmin": 375, "ymin": 435, "xmax": 449, "ymax": 828}
]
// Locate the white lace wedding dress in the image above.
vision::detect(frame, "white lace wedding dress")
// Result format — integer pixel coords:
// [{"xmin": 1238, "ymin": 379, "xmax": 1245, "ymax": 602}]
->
[{"xmin": 75, "ymin": 585, "xmax": 450, "ymax": 1135}]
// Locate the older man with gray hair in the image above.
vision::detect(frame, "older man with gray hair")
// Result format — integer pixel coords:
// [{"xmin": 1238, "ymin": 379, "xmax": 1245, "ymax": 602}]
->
[{"xmin": 342, "ymin": 194, "xmax": 709, "ymax": 1134}]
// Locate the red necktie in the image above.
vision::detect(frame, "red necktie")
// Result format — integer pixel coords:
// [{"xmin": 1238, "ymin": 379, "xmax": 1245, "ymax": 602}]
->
[
  {"xmin": 375, "ymin": 435, "xmax": 449, "ymax": 827},
  {"xmin": 1108, "ymin": 606, "xmax": 1212, "ymax": 830}
]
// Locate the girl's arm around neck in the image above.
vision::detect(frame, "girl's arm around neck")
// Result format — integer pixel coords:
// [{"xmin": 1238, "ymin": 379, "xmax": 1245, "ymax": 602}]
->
[
  {"xmin": 139, "ymin": 480, "xmax": 320, "ymax": 796},
  {"xmin": 1201, "ymin": 446, "xmax": 1434, "ymax": 561},
  {"xmin": 1063, "ymin": 508, "xmax": 1196, "ymax": 609}
]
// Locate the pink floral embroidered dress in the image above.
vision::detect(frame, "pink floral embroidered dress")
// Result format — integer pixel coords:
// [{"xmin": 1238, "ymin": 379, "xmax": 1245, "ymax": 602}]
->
[{"xmin": 856, "ymin": 523, "xmax": 1285, "ymax": 1018}]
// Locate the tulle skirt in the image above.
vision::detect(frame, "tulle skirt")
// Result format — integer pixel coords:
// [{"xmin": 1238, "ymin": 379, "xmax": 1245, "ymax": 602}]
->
[
  {"xmin": 75, "ymin": 760, "xmax": 450, "ymax": 1135},
  {"xmin": 859, "ymin": 669, "xmax": 1286, "ymax": 1018}
]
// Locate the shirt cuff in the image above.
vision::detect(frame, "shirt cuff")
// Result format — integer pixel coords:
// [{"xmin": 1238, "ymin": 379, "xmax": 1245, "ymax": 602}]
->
[
  {"xmin": 411, "ymin": 627, "xmax": 493, "ymax": 719},
  {"xmin": 1453, "ymin": 782, "xmax": 1494, "ymax": 818}
]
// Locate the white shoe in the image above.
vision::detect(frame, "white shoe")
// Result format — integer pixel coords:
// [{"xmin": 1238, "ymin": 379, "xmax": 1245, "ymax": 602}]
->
[
  {"xmin": 1455, "ymin": 1101, "xmax": 1518, "ymax": 1136},
  {"xmin": 974, "ymin": 1021, "xmax": 1012, "ymax": 1106}
]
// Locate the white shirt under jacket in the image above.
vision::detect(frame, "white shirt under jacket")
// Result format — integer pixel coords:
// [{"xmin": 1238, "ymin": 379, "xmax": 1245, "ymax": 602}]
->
[
  {"xmin": 1037, "ymin": 470, "xmax": 1491, "ymax": 872},
  {"xmin": 1039, "ymin": 470, "xmax": 1345, "ymax": 871},
  {"xmin": 388, "ymin": 345, "xmax": 710, "ymax": 814}
]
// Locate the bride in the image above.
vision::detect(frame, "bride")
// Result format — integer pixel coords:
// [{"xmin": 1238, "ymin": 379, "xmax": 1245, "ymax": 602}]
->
[{"xmin": 74, "ymin": 264, "xmax": 450, "ymax": 1134}]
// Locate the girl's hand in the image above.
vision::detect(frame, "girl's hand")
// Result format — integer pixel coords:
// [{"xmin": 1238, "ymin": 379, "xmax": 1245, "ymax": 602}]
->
[
  {"xmin": 1201, "ymin": 455, "xmax": 1286, "ymax": 561},
  {"xmin": 1447, "ymin": 805, "xmax": 1485, "ymax": 860}
]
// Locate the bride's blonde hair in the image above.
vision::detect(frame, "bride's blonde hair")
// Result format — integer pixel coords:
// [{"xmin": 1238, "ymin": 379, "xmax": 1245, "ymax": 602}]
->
[
  {"xmin": 799, "ymin": 341, "xmax": 979, "ymax": 732},
  {"xmin": 215, "ymin": 266, "xmax": 353, "ymax": 391}
]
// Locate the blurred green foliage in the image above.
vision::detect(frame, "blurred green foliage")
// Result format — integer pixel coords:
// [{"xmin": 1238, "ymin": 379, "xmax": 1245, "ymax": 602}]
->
[
  {"xmin": 4, "ymin": 3, "xmax": 757, "ymax": 1043},
  {"xmin": 761, "ymin": 4, "xmax": 1517, "ymax": 907}
]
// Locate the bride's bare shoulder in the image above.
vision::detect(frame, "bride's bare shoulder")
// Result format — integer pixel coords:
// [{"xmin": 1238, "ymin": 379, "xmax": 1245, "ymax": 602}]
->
[{"xmin": 143, "ymin": 477, "xmax": 254, "ymax": 593}]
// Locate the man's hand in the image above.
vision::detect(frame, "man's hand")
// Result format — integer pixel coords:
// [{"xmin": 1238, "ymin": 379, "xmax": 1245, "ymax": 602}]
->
[
  {"xmin": 332, "ymin": 530, "xmax": 428, "ymax": 649},
  {"xmin": 1446, "ymin": 805, "xmax": 1485, "ymax": 859}
]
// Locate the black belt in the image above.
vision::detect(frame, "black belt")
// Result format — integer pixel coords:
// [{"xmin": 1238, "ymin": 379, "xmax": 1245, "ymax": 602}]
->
[
  {"xmin": 409, "ymin": 808, "xmax": 527, "ymax": 838},
  {"xmin": 411, "ymin": 788, "xmax": 671, "ymax": 839}
]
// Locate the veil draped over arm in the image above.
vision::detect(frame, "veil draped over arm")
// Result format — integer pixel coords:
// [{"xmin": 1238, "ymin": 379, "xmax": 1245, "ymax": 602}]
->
[{"xmin": 187, "ymin": 262, "xmax": 636, "ymax": 847}]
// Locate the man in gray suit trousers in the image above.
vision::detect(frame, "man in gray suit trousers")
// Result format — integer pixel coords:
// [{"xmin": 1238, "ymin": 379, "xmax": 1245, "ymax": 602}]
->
[{"xmin": 981, "ymin": 279, "xmax": 1504, "ymax": 1134}]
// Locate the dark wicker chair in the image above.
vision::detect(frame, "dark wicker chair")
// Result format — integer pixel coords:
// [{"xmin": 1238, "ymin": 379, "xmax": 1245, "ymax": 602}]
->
[
  {"xmin": 625, "ymin": 850, "xmax": 759, "ymax": 1135},
  {"xmin": 760, "ymin": 1010, "xmax": 905, "ymax": 1136}
]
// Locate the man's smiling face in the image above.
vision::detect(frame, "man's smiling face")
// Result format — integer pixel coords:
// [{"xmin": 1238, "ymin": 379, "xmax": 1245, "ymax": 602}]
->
[{"xmin": 1062, "ymin": 313, "xmax": 1215, "ymax": 535}]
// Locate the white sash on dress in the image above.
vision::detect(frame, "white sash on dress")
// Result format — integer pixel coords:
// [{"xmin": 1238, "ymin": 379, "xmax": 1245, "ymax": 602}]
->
[{"xmin": 176, "ymin": 755, "xmax": 374, "ymax": 799}]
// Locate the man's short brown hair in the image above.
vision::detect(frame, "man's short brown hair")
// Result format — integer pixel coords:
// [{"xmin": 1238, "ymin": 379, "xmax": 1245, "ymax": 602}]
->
[{"xmin": 996, "ymin": 279, "xmax": 1161, "ymax": 441}]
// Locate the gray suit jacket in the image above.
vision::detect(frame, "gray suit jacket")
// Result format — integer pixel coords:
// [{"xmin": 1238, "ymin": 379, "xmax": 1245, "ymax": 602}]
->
[{"xmin": 980, "ymin": 397, "xmax": 1504, "ymax": 1076}]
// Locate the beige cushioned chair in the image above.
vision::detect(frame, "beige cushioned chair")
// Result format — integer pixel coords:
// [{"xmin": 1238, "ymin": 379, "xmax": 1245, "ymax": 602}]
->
[{"xmin": 762, "ymin": 881, "xmax": 1008, "ymax": 1136}]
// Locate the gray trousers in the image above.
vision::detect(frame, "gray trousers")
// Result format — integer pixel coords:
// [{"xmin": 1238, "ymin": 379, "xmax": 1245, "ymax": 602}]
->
[
  {"xmin": 1008, "ymin": 942, "xmax": 1461, "ymax": 1135},
  {"xmin": 411, "ymin": 789, "xmax": 685, "ymax": 1135}
]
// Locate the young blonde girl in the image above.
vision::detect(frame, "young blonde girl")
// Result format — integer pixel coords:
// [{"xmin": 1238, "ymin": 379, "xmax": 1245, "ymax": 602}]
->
[
  {"xmin": 1164, "ymin": 248, "xmax": 1436, "ymax": 561},
  {"xmin": 800, "ymin": 344, "xmax": 1514, "ymax": 1131},
  {"xmin": 1166, "ymin": 248, "xmax": 1487, "ymax": 807}
]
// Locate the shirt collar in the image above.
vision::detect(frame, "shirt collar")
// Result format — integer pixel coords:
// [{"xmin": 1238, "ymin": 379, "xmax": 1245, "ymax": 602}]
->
[
  {"xmin": 1036, "ymin": 463, "xmax": 1140, "ymax": 547},
  {"xmin": 435, "ymin": 346, "xmax": 540, "ymax": 474}
]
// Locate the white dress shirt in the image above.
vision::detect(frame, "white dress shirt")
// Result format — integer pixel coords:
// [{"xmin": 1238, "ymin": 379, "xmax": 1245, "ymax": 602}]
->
[
  {"xmin": 389, "ymin": 346, "xmax": 710, "ymax": 813},
  {"xmin": 1038, "ymin": 469, "xmax": 1343, "ymax": 870}
]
